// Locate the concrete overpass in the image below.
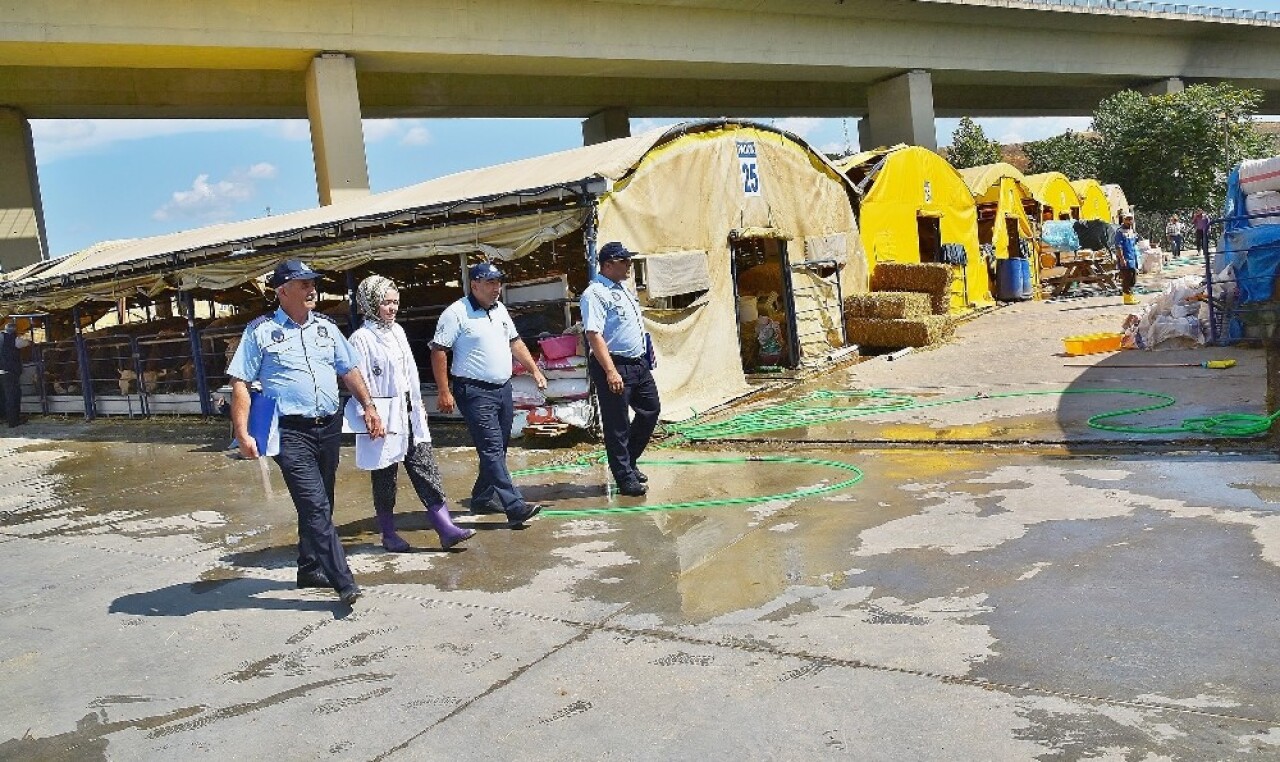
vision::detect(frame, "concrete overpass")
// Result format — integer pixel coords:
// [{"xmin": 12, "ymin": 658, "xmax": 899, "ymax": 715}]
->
[{"xmin": 3, "ymin": 0, "xmax": 1280, "ymax": 270}]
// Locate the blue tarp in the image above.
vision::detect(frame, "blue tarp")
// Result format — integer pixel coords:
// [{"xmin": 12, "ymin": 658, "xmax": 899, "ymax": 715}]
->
[
  {"xmin": 1221, "ymin": 166, "xmax": 1280, "ymax": 305},
  {"xmin": 1040, "ymin": 220, "xmax": 1080, "ymax": 252}
]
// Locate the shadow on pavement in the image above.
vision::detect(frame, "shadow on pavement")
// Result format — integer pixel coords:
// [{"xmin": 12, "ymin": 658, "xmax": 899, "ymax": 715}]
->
[{"xmin": 109, "ymin": 578, "xmax": 347, "ymax": 616}]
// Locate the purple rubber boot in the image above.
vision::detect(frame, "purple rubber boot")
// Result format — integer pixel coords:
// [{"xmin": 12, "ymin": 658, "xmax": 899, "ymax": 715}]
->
[
  {"xmin": 426, "ymin": 503, "xmax": 475, "ymax": 550},
  {"xmin": 376, "ymin": 511, "xmax": 411, "ymax": 553}
]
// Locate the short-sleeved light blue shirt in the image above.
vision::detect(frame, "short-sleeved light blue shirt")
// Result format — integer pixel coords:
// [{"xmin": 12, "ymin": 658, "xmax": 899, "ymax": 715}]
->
[
  {"xmin": 431, "ymin": 295, "xmax": 519, "ymax": 385},
  {"xmin": 1113, "ymin": 227, "xmax": 1140, "ymax": 270},
  {"xmin": 581, "ymin": 273, "xmax": 645, "ymax": 358},
  {"xmin": 226, "ymin": 307, "xmax": 359, "ymax": 417}
]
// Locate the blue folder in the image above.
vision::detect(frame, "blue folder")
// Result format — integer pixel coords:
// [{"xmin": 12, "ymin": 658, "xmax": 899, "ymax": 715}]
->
[{"xmin": 247, "ymin": 390, "xmax": 278, "ymax": 456}]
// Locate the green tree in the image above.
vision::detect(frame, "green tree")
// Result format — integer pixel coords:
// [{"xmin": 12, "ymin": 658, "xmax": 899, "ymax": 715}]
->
[
  {"xmin": 1092, "ymin": 83, "xmax": 1276, "ymax": 215},
  {"xmin": 946, "ymin": 117, "xmax": 1002, "ymax": 169},
  {"xmin": 1024, "ymin": 130, "xmax": 1099, "ymax": 179}
]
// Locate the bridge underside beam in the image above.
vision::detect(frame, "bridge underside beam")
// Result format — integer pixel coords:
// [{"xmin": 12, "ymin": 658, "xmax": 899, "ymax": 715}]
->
[{"xmin": 2, "ymin": 66, "xmax": 1278, "ymax": 121}]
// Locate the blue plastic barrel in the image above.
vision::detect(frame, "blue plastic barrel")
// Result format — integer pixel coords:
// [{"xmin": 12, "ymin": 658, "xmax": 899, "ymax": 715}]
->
[
  {"xmin": 1015, "ymin": 256, "xmax": 1033, "ymax": 299},
  {"xmin": 995, "ymin": 258, "xmax": 1020, "ymax": 301}
]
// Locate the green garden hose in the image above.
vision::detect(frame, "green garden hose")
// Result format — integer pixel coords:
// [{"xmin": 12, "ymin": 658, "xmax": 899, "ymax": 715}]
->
[{"xmin": 516, "ymin": 387, "xmax": 1279, "ymax": 517}]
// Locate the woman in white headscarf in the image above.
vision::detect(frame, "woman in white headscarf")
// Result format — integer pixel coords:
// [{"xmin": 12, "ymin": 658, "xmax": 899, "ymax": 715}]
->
[{"xmin": 349, "ymin": 275, "xmax": 475, "ymax": 552}]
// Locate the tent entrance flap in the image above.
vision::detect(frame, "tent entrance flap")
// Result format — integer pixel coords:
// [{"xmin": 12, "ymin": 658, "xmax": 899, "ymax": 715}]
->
[
  {"xmin": 916, "ymin": 215, "xmax": 942, "ymax": 263},
  {"xmin": 731, "ymin": 236, "xmax": 797, "ymax": 370}
]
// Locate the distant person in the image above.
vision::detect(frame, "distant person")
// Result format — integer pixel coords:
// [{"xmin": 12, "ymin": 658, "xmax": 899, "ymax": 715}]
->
[
  {"xmin": 1113, "ymin": 213, "xmax": 1141, "ymax": 306},
  {"xmin": 430, "ymin": 262, "xmax": 546, "ymax": 527},
  {"xmin": 1192, "ymin": 208, "xmax": 1211, "ymax": 260},
  {"xmin": 1165, "ymin": 213, "xmax": 1186, "ymax": 261},
  {"xmin": 227, "ymin": 259, "xmax": 384, "ymax": 606},
  {"xmin": 581, "ymin": 241, "xmax": 662, "ymax": 497},
  {"xmin": 349, "ymin": 274, "xmax": 475, "ymax": 552},
  {"xmin": 0, "ymin": 319, "xmax": 30, "ymax": 427}
]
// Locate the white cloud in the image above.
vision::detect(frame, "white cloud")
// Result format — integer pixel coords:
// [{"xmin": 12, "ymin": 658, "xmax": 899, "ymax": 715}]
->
[
  {"xmin": 276, "ymin": 120, "xmax": 312, "ymax": 142},
  {"xmin": 31, "ymin": 119, "xmax": 271, "ymax": 162},
  {"xmin": 152, "ymin": 163, "xmax": 278, "ymax": 222},
  {"xmin": 246, "ymin": 162, "xmax": 278, "ymax": 180},
  {"xmin": 772, "ymin": 117, "xmax": 824, "ymax": 138},
  {"xmin": 401, "ymin": 125, "xmax": 431, "ymax": 146},
  {"xmin": 362, "ymin": 119, "xmax": 400, "ymax": 143}
]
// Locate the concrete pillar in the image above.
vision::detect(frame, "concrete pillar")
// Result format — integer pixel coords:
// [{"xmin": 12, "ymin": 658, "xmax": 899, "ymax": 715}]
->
[
  {"xmin": 305, "ymin": 53, "xmax": 370, "ymax": 206},
  {"xmin": 582, "ymin": 107, "xmax": 631, "ymax": 146},
  {"xmin": 0, "ymin": 107, "xmax": 49, "ymax": 271},
  {"xmin": 864, "ymin": 70, "xmax": 937, "ymax": 151},
  {"xmin": 1139, "ymin": 77, "xmax": 1185, "ymax": 97}
]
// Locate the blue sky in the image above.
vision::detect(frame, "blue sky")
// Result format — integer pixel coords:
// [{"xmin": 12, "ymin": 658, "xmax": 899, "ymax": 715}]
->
[
  {"xmin": 28, "ymin": 0, "xmax": 1280, "ymax": 258},
  {"xmin": 31, "ymin": 115, "xmax": 1097, "ymax": 258}
]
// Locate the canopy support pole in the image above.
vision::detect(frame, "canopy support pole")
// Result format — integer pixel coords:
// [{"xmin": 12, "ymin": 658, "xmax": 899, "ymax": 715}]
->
[
  {"xmin": 72, "ymin": 305, "xmax": 95, "ymax": 421},
  {"xmin": 182, "ymin": 291, "xmax": 212, "ymax": 416}
]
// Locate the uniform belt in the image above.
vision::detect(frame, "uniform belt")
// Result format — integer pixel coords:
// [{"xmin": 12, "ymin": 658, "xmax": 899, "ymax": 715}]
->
[
  {"xmin": 278, "ymin": 413, "xmax": 337, "ymax": 428},
  {"xmin": 608, "ymin": 353, "xmax": 645, "ymax": 365},
  {"xmin": 452, "ymin": 376, "xmax": 507, "ymax": 390}
]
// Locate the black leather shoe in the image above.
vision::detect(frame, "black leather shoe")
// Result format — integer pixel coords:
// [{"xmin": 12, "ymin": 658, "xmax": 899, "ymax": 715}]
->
[
  {"xmin": 296, "ymin": 569, "xmax": 332, "ymax": 589},
  {"xmin": 506, "ymin": 503, "xmax": 543, "ymax": 527},
  {"xmin": 635, "ymin": 470, "xmax": 649, "ymax": 483},
  {"xmin": 468, "ymin": 498, "xmax": 504, "ymax": 515},
  {"xmin": 617, "ymin": 481, "xmax": 648, "ymax": 497},
  {"xmin": 339, "ymin": 585, "xmax": 361, "ymax": 606}
]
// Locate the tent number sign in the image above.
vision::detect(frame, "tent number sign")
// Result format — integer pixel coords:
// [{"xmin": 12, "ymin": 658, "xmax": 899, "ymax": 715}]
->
[{"xmin": 737, "ymin": 140, "xmax": 762, "ymax": 197}]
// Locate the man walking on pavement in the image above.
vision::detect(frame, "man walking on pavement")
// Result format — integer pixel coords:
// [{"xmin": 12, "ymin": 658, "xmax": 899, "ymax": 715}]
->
[
  {"xmin": 582, "ymin": 241, "xmax": 661, "ymax": 497},
  {"xmin": 227, "ymin": 259, "xmax": 384, "ymax": 606},
  {"xmin": 0, "ymin": 319, "xmax": 30, "ymax": 427},
  {"xmin": 431, "ymin": 262, "xmax": 546, "ymax": 527}
]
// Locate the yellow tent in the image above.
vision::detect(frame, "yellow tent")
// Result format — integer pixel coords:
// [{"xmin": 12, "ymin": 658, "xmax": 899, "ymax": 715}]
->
[
  {"xmin": 959, "ymin": 162, "xmax": 1036, "ymax": 262},
  {"xmin": 837, "ymin": 145, "xmax": 991, "ymax": 313},
  {"xmin": 1102, "ymin": 183, "xmax": 1131, "ymax": 222},
  {"xmin": 1070, "ymin": 179, "xmax": 1111, "ymax": 221},
  {"xmin": 1024, "ymin": 172, "xmax": 1082, "ymax": 221}
]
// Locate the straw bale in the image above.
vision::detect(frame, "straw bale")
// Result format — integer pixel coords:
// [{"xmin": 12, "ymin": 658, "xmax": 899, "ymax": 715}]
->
[
  {"xmin": 870, "ymin": 262, "xmax": 954, "ymax": 296},
  {"xmin": 738, "ymin": 263, "xmax": 784, "ymax": 296},
  {"xmin": 842, "ymin": 291, "xmax": 930, "ymax": 320},
  {"xmin": 844, "ymin": 315, "xmax": 956, "ymax": 348}
]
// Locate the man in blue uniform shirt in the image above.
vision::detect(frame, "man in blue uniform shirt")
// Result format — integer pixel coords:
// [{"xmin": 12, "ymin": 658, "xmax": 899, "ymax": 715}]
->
[
  {"xmin": 1113, "ymin": 213, "xmax": 1141, "ymax": 306},
  {"xmin": 431, "ymin": 262, "xmax": 546, "ymax": 526},
  {"xmin": 227, "ymin": 259, "xmax": 384, "ymax": 606},
  {"xmin": 582, "ymin": 241, "xmax": 661, "ymax": 497}
]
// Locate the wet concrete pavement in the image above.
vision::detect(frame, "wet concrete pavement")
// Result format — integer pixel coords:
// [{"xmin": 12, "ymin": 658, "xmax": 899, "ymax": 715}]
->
[{"xmin": 4, "ymin": 275, "xmax": 1280, "ymax": 759}]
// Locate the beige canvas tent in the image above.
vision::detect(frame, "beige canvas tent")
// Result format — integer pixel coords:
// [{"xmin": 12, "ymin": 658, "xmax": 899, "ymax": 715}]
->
[
  {"xmin": 1102, "ymin": 183, "xmax": 1131, "ymax": 221},
  {"xmin": 1, "ymin": 120, "xmax": 862, "ymax": 421}
]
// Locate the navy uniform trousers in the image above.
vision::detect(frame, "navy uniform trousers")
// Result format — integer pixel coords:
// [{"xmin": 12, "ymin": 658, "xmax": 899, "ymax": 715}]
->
[
  {"xmin": 453, "ymin": 376, "xmax": 527, "ymax": 513},
  {"xmin": 588, "ymin": 354, "xmax": 661, "ymax": 484},
  {"xmin": 273, "ymin": 414, "xmax": 356, "ymax": 591},
  {"xmin": 0, "ymin": 372, "xmax": 20, "ymax": 427}
]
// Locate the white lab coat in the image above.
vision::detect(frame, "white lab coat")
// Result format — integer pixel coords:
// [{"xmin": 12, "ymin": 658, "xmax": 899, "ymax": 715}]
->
[{"xmin": 348, "ymin": 322, "xmax": 430, "ymax": 471}]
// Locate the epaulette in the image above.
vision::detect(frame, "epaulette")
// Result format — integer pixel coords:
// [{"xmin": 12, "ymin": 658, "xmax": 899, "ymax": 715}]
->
[
  {"xmin": 315, "ymin": 312, "xmax": 338, "ymax": 324},
  {"xmin": 246, "ymin": 313, "xmax": 273, "ymax": 331}
]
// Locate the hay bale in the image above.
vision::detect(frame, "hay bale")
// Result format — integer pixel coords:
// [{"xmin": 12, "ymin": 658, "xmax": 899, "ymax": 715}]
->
[
  {"xmin": 842, "ymin": 292, "xmax": 931, "ymax": 320},
  {"xmin": 844, "ymin": 315, "xmax": 956, "ymax": 349},
  {"xmin": 870, "ymin": 262, "xmax": 954, "ymax": 300},
  {"xmin": 737, "ymin": 263, "xmax": 784, "ymax": 296}
]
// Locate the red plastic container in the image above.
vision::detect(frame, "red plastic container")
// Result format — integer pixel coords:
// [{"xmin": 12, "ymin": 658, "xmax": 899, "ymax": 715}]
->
[{"xmin": 538, "ymin": 334, "xmax": 580, "ymax": 360}]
